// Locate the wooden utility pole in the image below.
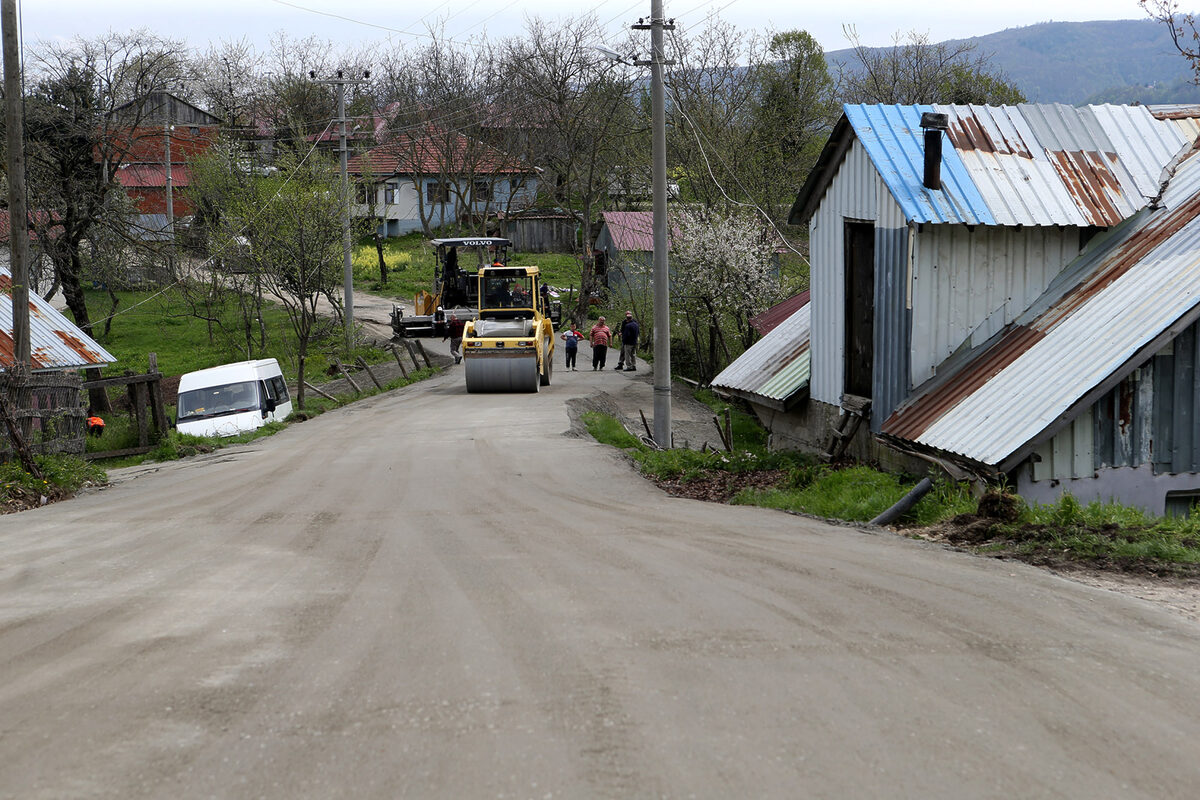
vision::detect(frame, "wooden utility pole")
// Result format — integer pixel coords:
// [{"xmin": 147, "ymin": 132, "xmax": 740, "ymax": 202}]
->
[{"xmin": 3, "ymin": 0, "xmax": 30, "ymax": 372}]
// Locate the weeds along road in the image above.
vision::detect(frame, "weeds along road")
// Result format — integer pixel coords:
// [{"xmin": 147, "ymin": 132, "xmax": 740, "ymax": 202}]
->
[{"xmin": 3, "ymin": 365, "xmax": 1200, "ymax": 799}]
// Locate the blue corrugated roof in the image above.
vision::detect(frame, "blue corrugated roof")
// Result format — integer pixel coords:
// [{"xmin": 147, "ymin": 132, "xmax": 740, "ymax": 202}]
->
[{"xmin": 846, "ymin": 104, "xmax": 995, "ymax": 225}]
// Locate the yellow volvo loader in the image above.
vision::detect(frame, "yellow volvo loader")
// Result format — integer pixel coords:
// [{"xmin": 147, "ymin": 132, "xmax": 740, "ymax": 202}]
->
[{"xmin": 462, "ymin": 264, "xmax": 555, "ymax": 393}]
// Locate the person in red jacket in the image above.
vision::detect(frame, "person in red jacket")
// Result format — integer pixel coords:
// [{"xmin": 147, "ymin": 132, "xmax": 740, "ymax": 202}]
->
[{"xmin": 589, "ymin": 317, "xmax": 612, "ymax": 371}]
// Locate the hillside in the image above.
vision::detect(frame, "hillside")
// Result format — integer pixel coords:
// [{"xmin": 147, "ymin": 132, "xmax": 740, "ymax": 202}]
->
[{"xmin": 827, "ymin": 18, "xmax": 1197, "ymax": 105}]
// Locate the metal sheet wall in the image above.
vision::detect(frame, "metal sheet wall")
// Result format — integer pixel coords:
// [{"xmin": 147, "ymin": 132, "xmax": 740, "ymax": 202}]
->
[
  {"xmin": 1033, "ymin": 408, "xmax": 1094, "ymax": 481},
  {"xmin": 870, "ymin": 188, "xmax": 910, "ymax": 430},
  {"xmin": 1093, "ymin": 369, "xmax": 1153, "ymax": 472},
  {"xmin": 808, "ymin": 139, "xmax": 878, "ymax": 405},
  {"xmin": 909, "ymin": 224, "xmax": 1081, "ymax": 386},
  {"xmin": 1152, "ymin": 326, "xmax": 1200, "ymax": 474},
  {"xmin": 1036, "ymin": 317, "xmax": 1200, "ymax": 482}
]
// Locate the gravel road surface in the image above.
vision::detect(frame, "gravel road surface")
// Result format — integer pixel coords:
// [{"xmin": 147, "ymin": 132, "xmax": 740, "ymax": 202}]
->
[{"xmin": 3, "ymin": 362, "xmax": 1200, "ymax": 798}]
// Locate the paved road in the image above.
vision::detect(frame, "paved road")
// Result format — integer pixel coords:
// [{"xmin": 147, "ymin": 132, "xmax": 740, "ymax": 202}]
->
[{"xmin": 3, "ymin": 366, "xmax": 1200, "ymax": 799}]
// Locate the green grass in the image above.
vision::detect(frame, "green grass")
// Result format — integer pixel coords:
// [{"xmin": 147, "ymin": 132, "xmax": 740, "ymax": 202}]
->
[
  {"xmin": 82, "ymin": 287, "xmax": 390, "ymax": 383},
  {"xmin": 986, "ymin": 495, "xmax": 1200, "ymax": 566},
  {"xmin": 693, "ymin": 389, "xmax": 769, "ymax": 451},
  {"xmin": 0, "ymin": 454, "xmax": 106, "ymax": 508},
  {"xmin": 583, "ymin": 409, "xmax": 973, "ymax": 525},
  {"xmin": 734, "ymin": 467, "xmax": 975, "ymax": 525}
]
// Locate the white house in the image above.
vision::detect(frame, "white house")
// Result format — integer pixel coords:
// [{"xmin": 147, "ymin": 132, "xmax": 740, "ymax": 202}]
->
[{"xmin": 348, "ymin": 129, "xmax": 539, "ymax": 236}]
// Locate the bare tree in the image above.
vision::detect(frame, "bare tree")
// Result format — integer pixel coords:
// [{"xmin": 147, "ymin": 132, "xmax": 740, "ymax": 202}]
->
[
  {"xmin": 1142, "ymin": 1, "xmax": 1200, "ymax": 82},
  {"xmin": 839, "ymin": 28, "xmax": 1025, "ymax": 105},
  {"xmin": 23, "ymin": 30, "xmax": 186, "ymax": 410},
  {"xmin": 498, "ymin": 15, "xmax": 642, "ymax": 323}
]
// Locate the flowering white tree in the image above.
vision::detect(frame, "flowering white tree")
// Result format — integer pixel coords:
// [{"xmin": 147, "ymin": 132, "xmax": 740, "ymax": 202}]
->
[{"xmin": 670, "ymin": 207, "xmax": 784, "ymax": 381}]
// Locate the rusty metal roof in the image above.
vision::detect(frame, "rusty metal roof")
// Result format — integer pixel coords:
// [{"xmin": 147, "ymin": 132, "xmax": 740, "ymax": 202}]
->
[
  {"xmin": 0, "ymin": 269, "xmax": 116, "ymax": 372},
  {"xmin": 750, "ymin": 291, "xmax": 809, "ymax": 336},
  {"xmin": 711, "ymin": 299, "xmax": 810, "ymax": 410},
  {"xmin": 792, "ymin": 103, "xmax": 1196, "ymax": 228},
  {"xmin": 881, "ymin": 146, "xmax": 1200, "ymax": 470},
  {"xmin": 599, "ymin": 211, "xmax": 656, "ymax": 252}
]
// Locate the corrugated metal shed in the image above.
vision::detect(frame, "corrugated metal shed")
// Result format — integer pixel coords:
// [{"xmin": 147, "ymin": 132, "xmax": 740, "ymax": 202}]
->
[
  {"xmin": 711, "ymin": 300, "xmax": 810, "ymax": 410},
  {"xmin": 0, "ymin": 268, "xmax": 116, "ymax": 372},
  {"xmin": 794, "ymin": 103, "xmax": 1193, "ymax": 229},
  {"xmin": 882, "ymin": 147, "xmax": 1200, "ymax": 471}
]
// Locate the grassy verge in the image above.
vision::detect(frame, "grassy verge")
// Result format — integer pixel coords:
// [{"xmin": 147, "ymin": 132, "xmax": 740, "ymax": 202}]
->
[
  {"xmin": 581, "ymin": 404, "xmax": 973, "ymax": 524},
  {"xmin": 83, "ymin": 287, "xmax": 390, "ymax": 382},
  {"xmin": 959, "ymin": 494, "xmax": 1200, "ymax": 570},
  {"xmin": 0, "ymin": 455, "xmax": 106, "ymax": 513},
  {"xmin": 583, "ymin": 403, "xmax": 1200, "ymax": 573}
]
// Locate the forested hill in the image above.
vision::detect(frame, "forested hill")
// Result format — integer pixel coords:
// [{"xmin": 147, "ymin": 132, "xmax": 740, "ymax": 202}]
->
[{"xmin": 826, "ymin": 18, "xmax": 1200, "ymax": 105}]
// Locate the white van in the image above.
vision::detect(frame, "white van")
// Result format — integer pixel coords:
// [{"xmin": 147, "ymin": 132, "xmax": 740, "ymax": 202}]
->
[{"xmin": 175, "ymin": 359, "xmax": 293, "ymax": 438}]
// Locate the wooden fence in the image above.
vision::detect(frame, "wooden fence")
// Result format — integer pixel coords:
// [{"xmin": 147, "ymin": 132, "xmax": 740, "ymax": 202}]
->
[
  {"xmin": 0, "ymin": 370, "xmax": 87, "ymax": 462},
  {"xmin": 81, "ymin": 353, "xmax": 169, "ymax": 460}
]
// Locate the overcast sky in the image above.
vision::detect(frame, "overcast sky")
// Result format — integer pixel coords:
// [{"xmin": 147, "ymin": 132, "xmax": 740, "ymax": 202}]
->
[{"xmin": 22, "ymin": 0, "xmax": 1160, "ymax": 54}]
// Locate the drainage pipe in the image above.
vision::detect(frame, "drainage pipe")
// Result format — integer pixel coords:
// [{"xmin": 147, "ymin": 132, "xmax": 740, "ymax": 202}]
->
[{"xmin": 870, "ymin": 477, "xmax": 934, "ymax": 527}]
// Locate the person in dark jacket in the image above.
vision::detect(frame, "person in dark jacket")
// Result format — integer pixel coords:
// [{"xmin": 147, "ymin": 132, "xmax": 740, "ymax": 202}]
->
[
  {"xmin": 444, "ymin": 313, "xmax": 466, "ymax": 364},
  {"xmin": 615, "ymin": 311, "xmax": 639, "ymax": 371}
]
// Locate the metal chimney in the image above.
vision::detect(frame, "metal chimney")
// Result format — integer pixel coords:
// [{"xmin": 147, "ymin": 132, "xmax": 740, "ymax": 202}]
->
[{"xmin": 920, "ymin": 112, "xmax": 949, "ymax": 191}]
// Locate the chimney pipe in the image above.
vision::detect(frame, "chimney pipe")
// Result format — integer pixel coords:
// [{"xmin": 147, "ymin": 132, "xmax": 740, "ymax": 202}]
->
[{"xmin": 920, "ymin": 112, "xmax": 949, "ymax": 191}]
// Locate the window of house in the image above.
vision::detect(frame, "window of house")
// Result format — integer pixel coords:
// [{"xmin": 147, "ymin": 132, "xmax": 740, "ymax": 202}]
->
[
  {"xmin": 356, "ymin": 183, "xmax": 371, "ymax": 204},
  {"xmin": 473, "ymin": 180, "xmax": 493, "ymax": 202},
  {"xmin": 427, "ymin": 182, "xmax": 449, "ymax": 204},
  {"xmin": 384, "ymin": 183, "xmax": 397, "ymax": 204}
]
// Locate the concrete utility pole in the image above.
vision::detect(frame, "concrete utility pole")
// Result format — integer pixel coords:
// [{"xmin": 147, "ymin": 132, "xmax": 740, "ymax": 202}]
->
[
  {"xmin": 634, "ymin": 4, "xmax": 675, "ymax": 449},
  {"xmin": 313, "ymin": 69, "xmax": 369, "ymax": 352},
  {"xmin": 2, "ymin": 0, "xmax": 30, "ymax": 372}
]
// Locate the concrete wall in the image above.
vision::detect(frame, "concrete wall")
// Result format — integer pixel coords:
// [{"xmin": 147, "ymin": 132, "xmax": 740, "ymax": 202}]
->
[
  {"xmin": 1017, "ymin": 462, "xmax": 1200, "ymax": 517},
  {"xmin": 750, "ymin": 398, "xmax": 932, "ymax": 477}
]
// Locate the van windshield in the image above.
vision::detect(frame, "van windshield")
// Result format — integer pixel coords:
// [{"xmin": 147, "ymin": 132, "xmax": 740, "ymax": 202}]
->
[{"xmin": 178, "ymin": 380, "xmax": 260, "ymax": 420}]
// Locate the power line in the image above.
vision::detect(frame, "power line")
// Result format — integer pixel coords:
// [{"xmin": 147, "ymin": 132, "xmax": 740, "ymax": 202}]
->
[
  {"xmin": 663, "ymin": 82, "xmax": 806, "ymax": 260},
  {"xmin": 89, "ymin": 118, "xmax": 339, "ymax": 327}
]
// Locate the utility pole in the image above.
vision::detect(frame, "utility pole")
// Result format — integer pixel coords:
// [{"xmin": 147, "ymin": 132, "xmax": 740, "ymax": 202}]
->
[
  {"xmin": 313, "ymin": 69, "xmax": 369, "ymax": 352},
  {"xmin": 2, "ymin": 0, "xmax": 29, "ymax": 372},
  {"xmin": 634, "ymin": 4, "xmax": 674, "ymax": 448}
]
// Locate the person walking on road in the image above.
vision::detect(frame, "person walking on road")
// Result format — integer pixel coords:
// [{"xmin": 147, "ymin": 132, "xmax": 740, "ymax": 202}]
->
[
  {"xmin": 615, "ymin": 310, "xmax": 639, "ymax": 371},
  {"xmin": 589, "ymin": 317, "xmax": 612, "ymax": 371},
  {"xmin": 444, "ymin": 313, "xmax": 465, "ymax": 364},
  {"xmin": 561, "ymin": 324, "xmax": 585, "ymax": 371}
]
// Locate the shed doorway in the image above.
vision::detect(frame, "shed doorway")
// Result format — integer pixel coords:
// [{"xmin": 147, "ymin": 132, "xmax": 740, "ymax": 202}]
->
[{"xmin": 844, "ymin": 220, "xmax": 875, "ymax": 399}]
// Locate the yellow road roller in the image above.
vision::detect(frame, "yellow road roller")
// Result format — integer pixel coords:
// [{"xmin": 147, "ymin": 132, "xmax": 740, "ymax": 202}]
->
[{"xmin": 462, "ymin": 264, "xmax": 555, "ymax": 393}]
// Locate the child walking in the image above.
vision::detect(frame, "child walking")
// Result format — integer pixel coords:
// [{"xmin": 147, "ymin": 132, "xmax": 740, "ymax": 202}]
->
[{"xmin": 560, "ymin": 325, "xmax": 585, "ymax": 371}]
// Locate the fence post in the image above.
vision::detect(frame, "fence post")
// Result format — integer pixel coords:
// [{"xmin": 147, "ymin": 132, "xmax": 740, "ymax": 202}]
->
[
  {"xmin": 147, "ymin": 353, "xmax": 169, "ymax": 438},
  {"xmin": 332, "ymin": 358, "xmax": 362, "ymax": 394},
  {"xmin": 390, "ymin": 345, "xmax": 409, "ymax": 378}
]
